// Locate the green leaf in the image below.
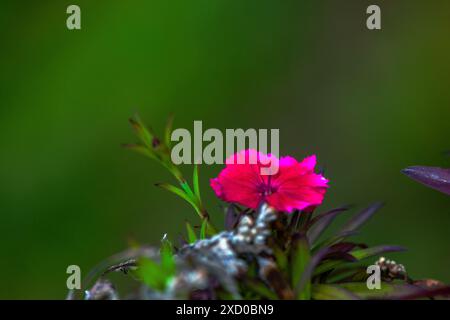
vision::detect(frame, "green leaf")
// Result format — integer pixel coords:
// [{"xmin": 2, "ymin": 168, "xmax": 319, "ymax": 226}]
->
[
  {"xmin": 129, "ymin": 116, "xmax": 154, "ymax": 149},
  {"xmin": 137, "ymin": 258, "xmax": 167, "ymax": 290},
  {"xmin": 185, "ymin": 221, "xmax": 198, "ymax": 244},
  {"xmin": 325, "ymin": 263, "xmax": 368, "ymax": 283},
  {"xmin": 193, "ymin": 165, "xmax": 201, "ymax": 202},
  {"xmin": 123, "ymin": 143, "xmax": 157, "ymax": 161},
  {"xmin": 160, "ymin": 236, "xmax": 175, "ymax": 274},
  {"xmin": 290, "ymin": 234, "xmax": 311, "ymax": 300},
  {"xmin": 200, "ymin": 219, "xmax": 208, "ymax": 239},
  {"xmin": 245, "ymin": 280, "xmax": 278, "ymax": 300},
  {"xmin": 156, "ymin": 183, "xmax": 200, "ymax": 215},
  {"xmin": 311, "ymin": 284, "xmax": 359, "ymax": 300},
  {"xmin": 313, "ymin": 260, "xmax": 344, "ymax": 276},
  {"xmin": 350, "ymin": 245, "xmax": 406, "ymax": 260},
  {"xmin": 164, "ymin": 114, "xmax": 174, "ymax": 148},
  {"xmin": 334, "ymin": 282, "xmax": 395, "ymax": 299},
  {"xmin": 179, "ymin": 180, "xmax": 195, "ymax": 199}
]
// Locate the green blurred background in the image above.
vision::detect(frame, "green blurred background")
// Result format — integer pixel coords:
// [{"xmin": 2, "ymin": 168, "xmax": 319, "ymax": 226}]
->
[{"xmin": 0, "ymin": 1, "xmax": 449, "ymax": 299}]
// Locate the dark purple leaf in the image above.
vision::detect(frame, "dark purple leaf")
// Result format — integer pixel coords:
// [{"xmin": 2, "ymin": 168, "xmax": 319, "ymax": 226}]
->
[
  {"xmin": 400, "ymin": 286, "xmax": 450, "ymax": 299},
  {"xmin": 307, "ymin": 208, "xmax": 348, "ymax": 244},
  {"xmin": 404, "ymin": 279, "xmax": 450, "ymax": 299},
  {"xmin": 383, "ymin": 283, "xmax": 450, "ymax": 300},
  {"xmin": 309, "ymin": 206, "xmax": 350, "ymax": 227},
  {"xmin": 402, "ymin": 166, "xmax": 450, "ymax": 195},
  {"xmin": 324, "ymin": 251, "xmax": 357, "ymax": 262},
  {"xmin": 224, "ymin": 204, "xmax": 240, "ymax": 230},
  {"xmin": 329, "ymin": 242, "xmax": 367, "ymax": 253},
  {"xmin": 340, "ymin": 202, "xmax": 384, "ymax": 234},
  {"xmin": 315, "ymin": 230, "xmax": 360, "ymax": 249}
]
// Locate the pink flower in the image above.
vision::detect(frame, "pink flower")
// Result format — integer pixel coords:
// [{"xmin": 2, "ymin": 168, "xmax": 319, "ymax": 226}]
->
[{"xmin": 210, "ymin": 149, "xmax": 329, "ymax": 213}]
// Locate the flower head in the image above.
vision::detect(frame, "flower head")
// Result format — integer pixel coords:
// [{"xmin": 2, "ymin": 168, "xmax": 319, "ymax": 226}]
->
[{"xmin": 210, "ymin": 149, "xmax": 328, "ymax": 213}]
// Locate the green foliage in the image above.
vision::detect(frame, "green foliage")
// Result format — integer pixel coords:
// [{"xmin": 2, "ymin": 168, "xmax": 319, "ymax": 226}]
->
[
  {"xmin": 137, "ymin": 238, "xmax": 176, "ymax": 291},
  {"xmin": 185, "ymin": 221, "xmax": 198, "ymax": 244},
  {"xmin": 193, "ymin": 164, "xmax": 201, "ymax": 203},
  {"xmin": 137, "ymin": 258, "xmax": 168, "ymax": 290},
  {"xmin": 290, "ymin": 234, "xmax": 311, "ymax": 299},
  {"xmin": 200, "ymin": 219, "xmax": 208, "ymax": 240},
  {"xmin": 156, "ymin": 182, "xmax": 202, "ymax": 216},
  {"xmin": 160, "ymin": 236, "xmax": 176, "ymax": 275},
  {"xmin": 127, "ymin": 115, "xmax": 216, "ymax": 232},
  {"xmin": 252, "ymin": 203, "xmax": 440, "ymax": 300},
  {"xmin": 244, "ymin": 280, "xmax": 278, "ymax": 300},
  {"xmin": 311, "ymin": 284, "xmax": 358, "ymax": 300},
  {"xmin": 135, "ymin": 236, "xmax": 176, "ymax": 291}
]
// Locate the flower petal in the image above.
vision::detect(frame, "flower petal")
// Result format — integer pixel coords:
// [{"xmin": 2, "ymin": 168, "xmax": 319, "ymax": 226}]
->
[{"xmin": 210, "ymin": 150, "xmax": 328, "ymax": 213}]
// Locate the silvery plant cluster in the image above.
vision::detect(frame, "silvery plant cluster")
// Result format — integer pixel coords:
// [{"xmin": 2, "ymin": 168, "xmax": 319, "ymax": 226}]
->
[{"xmin": 84, "ymin": 204, "xmax": 277, "ymax": 300}]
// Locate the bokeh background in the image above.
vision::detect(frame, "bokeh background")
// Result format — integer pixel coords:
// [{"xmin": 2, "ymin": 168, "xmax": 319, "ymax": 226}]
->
[{"xmin": 0, "ymin": 0, "xmax": 449, "ymax": 299}]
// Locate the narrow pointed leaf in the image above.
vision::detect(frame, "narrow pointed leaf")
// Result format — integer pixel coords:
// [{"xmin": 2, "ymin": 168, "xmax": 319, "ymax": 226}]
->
[
  {"xmin": 309, "ymin": 206, "xmax": 350, "ymax": 227},
  {"xmin": 312, "ymin": 284, "xmax": 360, "ymax": 300},
  {"xmin": 326, "ymin": 265, "xmax": 368, "ymax": 283},
  {"xmin": 160, "ymin": 236, "xmax": 175, "ymax": 274},
  {"xmin": 273, "ymin": 245, "xmax": 288, "ymax": 272},
  {"xmin": 350, "ymin": 245, "xmax": 406, "ymax": 260},
  {"xmin": 402, "ymin": 166, "xmax": 450, "ymax": 195},
  {"xmin": 205, "ymin": 220, "xmax": 217, "ymax": 236},
  {"xmin": 296, "ymin": 247, "xmax": 331, "ymax": 297},
  {"xmin": 225, "ymin": 204, "xmax": 240, "ymax": 230},
  {"xmin": 185, "ymin": 221, "xmax": 197, "ymax": 244},
  {"xmin": 180, "ymin": 181, "xmax": 196, "ymax": 202},
  {"xmin": 164, "ymin": 114, "xmax": 174, "ymax": 147},
  {"xmin": 137, "ymin": 258, "xmax": 167, "ymax": 290},
  {"xmin": 340, "ymin": 202, "xmax": 384, "ymax": 234},
  {"xmin": 312, "ymin": 230, "xmax": 359, "ymax": 251},
  {"xmin": 123, "ymin": 144, "xmax": 157, "ymax": 161},
  {"xmin": 129, "ymin": 116, "xmax": 154, "ymax": 149},
  {"xmin": 193, "ymin": 165, "xmax": 201, "ymax": 202},
  {"xmin": 156, "ymin": 183, "xmax": 200, "ymax": 215},
  {"xmin": 324, "ymin": 251, "xmax": 357, "ymax": 262},
  {"xmin": 245, "ymin": 280, "xmax": 278, "ymax": 300},
  {"xmin": 291, "ymin": 234, "xmax": 311, "ymax": 299},
  {"xmin": 329, "ymin": 242, "xmax": 367, "ymax": 253},
  {"xmin": 308, "ymin": 208, "xmax": 347, "ymax": 244},
  {"xmin": 200, "ymin": 219, "xmax": 208, "ymax": 239},
  {"xmin": 335, "ymin": 282, "xmax": 430, "ymax": 299},
  {"xmin": 313, "ymin": 260, "xmax": 347, "ymax": 276}
]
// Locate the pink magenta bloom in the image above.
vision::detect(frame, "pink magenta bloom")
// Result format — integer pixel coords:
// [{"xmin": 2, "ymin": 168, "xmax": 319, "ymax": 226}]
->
[{"xmin": 210, "ymin": 149, "xmax": 329, "ymax": 213}]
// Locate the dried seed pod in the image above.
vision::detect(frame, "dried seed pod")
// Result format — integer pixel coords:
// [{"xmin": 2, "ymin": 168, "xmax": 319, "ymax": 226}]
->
[{"xmin": 375, "ymin": 256, "xmax": 407, "ymax": 281}]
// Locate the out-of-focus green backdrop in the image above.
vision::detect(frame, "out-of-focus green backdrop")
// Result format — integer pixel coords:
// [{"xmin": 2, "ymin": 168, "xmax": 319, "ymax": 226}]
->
[{"xmin": 0, "ymin": 1, "xmax": 449, "ymax": 299}]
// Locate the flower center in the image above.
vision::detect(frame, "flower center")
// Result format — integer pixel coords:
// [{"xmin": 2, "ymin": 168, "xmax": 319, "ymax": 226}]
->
[{"xmin": 258, "ymin": 183, "xmax": 278, "ymax": 197}]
